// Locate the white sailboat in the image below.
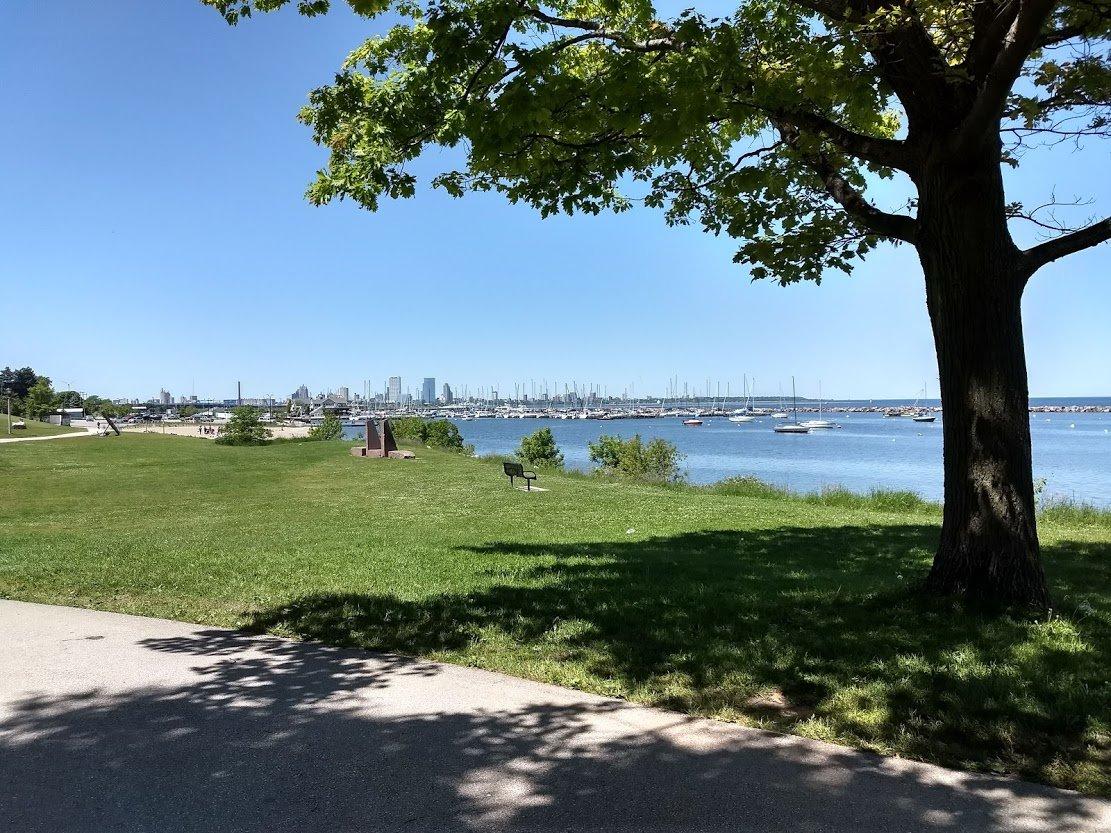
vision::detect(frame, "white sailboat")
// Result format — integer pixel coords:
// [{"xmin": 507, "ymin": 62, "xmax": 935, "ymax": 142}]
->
[
  {"xmin": 730, "ymin": 375, "xmax": 757, "ymax": 422},
  {"xmin": 773, "ymin": 378, "xmax": 810, "ymax": 433},
  {"xmin": 770, "ymin": 381, "xmax": 789, "ymax": 419},
  {"xmin": 800, "ymin": 380, "xmax": 840, "ymax": 429}
]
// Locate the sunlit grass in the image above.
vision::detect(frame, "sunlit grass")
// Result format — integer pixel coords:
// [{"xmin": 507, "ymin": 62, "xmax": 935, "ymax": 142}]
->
[
  {"xmin": 0, "ymin": 414, "xmax": 82, "ymax": 437},
  {"xmin": 1, "ymin": 434, "xmax": 1108, "ymax": 794}
]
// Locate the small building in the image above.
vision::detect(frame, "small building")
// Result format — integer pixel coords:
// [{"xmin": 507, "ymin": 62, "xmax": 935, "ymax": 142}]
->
[{"xmin": 46, "ymin": 407, "xmax": 86, "ymax": 426}]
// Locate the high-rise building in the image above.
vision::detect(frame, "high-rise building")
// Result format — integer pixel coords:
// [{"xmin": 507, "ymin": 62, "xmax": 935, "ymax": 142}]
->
[
  {"xmin": 441, "ymin": 383, "xmax": 453, "ymax": 404},
  {"xmin": 333, "ymin": 386, "xmax": 350, "ymax": 403},
  {"xmin": 292, "ymin": 384, "xmax": 310, "ymax": 403},
  {"xmin": 387, "ymin": 376, "xmax": 402, "ymax": 403},
  {"xmin": 159, "ymin": 389, "xmax": 172, "ymax": 406},
  {"xmin": 421, "ymin": 377, "xmax": 436, "ymax": 405}
]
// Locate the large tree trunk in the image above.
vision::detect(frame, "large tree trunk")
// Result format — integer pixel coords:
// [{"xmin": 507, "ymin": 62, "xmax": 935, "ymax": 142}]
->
[{"xmin": 916, "ymin": 152, "xmax": 1050, "ymax": 609}]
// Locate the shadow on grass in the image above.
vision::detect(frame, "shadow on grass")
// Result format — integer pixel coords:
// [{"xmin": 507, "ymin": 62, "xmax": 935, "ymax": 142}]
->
[
  {"xmin": 242, "ymin": 525, "xmax": 1110, "ymax": 794},
  {"xmin": 2, "ymin": 624, "xmax": 1105, "ymax": 831}
]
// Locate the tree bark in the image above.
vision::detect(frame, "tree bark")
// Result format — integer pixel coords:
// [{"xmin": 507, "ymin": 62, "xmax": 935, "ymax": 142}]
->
[{"xmin": 916, "ymin": 150, "xmax": 1050, "ymax": 609}]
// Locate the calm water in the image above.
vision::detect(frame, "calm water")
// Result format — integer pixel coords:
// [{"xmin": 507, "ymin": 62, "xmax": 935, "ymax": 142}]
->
[{"xmin": 345, "ymin": 399, "xmax": 1111, "ymax": 506}]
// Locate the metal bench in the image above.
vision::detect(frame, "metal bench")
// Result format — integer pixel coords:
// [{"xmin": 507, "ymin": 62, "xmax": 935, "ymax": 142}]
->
[{"xmin": 503, "ymin": 461, "xmax": 538, "ymax": 490}]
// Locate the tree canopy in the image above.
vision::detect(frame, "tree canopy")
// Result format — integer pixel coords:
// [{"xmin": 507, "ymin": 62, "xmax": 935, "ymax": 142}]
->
[{"xmin": 204, "ymin": 0, "xmax": 1110, "ymax": 282}]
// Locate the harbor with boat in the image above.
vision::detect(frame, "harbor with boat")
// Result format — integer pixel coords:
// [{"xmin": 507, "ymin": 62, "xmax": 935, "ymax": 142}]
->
[{"xmin": 331, "ymin": 399, "xmax": 1111, "ymax": 506}]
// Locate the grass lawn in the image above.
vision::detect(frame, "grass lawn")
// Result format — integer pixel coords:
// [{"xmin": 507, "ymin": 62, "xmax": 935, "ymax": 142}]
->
[
  {"xmin": 1, "ymin": 433, "xmax": 1108, "ymax": 794},
  {"xmin": 0, "ymin": 414, "xmax": 82, "ymax": 437}
]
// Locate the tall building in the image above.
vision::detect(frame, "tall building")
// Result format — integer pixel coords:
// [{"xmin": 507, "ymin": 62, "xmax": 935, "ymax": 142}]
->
[
  {"xmin": 387, "ymin": 376, "xmax": 402, "ymax": 404},
  {"xmin": 333, "ymin": 386, "xmax": 349, "ymax": 403},
  {"xmin": 292, "ymin": 384, "xmax": 310, "ymax": 403},
  {"xmin": 441, "ymin": 383, "xmax": 453, "ymax": 404},
  {"xmin": 159, "ymin": 389, "xmax": 172, "ymax": 406},
  {"xmin": 421, "ymin": 377, "xmax": 436, "ymax": 405}
]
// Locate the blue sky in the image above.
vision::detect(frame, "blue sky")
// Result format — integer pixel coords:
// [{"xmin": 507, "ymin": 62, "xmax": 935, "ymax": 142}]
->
[{"xmin": 2, "ymin": 1, "xmax": 1108, "ymax": 402}]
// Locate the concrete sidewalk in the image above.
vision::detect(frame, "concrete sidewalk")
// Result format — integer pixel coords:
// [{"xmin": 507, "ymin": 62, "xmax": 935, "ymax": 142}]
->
[
  {"xmin": 0, "ymin": 429, "xmax": 96, "ymax": 444},
  {"xmin": 1, "ymin": 600, "xmax": 1105, "ymax": 832}
]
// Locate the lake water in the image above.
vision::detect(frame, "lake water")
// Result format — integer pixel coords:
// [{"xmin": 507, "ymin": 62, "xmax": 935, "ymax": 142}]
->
[{"xmin": 345, "ymin": 399, "xmax": 1111, "ymax": 506}]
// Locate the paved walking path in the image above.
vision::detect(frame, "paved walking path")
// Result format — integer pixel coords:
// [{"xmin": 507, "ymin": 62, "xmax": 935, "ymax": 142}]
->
[
  {"xmin": 1, "ymin": 600, "xmax": 1105, "ymax": 832},
  {"xmin": 0, "ymin": 428, "xmax": 96, "ymax": 444}
]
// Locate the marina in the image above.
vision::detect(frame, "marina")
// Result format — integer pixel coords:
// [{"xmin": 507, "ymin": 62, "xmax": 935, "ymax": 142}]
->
[{"xmin": 339, "ymin": 403, "xmax": 1111, "ymax": 506}]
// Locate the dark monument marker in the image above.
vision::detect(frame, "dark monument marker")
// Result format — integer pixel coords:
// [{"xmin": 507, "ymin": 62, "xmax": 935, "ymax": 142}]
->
[{"xmin": 351, "ymin": 418, "xmax": 402, "ymax": 458}]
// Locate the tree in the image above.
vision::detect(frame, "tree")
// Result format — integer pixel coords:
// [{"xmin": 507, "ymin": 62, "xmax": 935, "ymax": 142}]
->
[
  {"xmin": 23, "ymin": 379, "xmax": 57, "ymax": 422},
  {"xmin": 424, "ymin": 419, "xmax": 469, "ymax": 451},
  {"xmin": 308, "ymin": 412, "xmax": 344, "ymax": 440},
  {"xmin": 1, "ymin": 367, "xmax": 45, "ymax": 401},
  {"xmin": 206, "ymin": 0, "xmax": 1110, "ymax": 607},
  {"xmin": 517, "ymin": 427, "xmax": 565, "ymax": 467},
  {"xmin": 588, "ymin": 434, "xmax": 683, "ymax": 482},
  {"xmin": 55, "ymin": 390, "xmax": 84, "ymax": 409},
  {"xmin": 216, "ymin": 406, "xmax": 272, "ymax": 445}
]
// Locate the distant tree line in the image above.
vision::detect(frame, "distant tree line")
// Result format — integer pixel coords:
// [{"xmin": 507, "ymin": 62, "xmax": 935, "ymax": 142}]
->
[{"xmin": 0, "ymin": 366, "xmax": 129, "ymax": 422}]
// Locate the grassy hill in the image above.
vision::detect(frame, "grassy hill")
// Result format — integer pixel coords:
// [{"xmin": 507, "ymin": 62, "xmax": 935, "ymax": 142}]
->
[
  {"xmin": 0, "ymin": 414, "xmax": 83, "ymax": 437},
  {"xmin": 0, "ymin": 433, "xmax": 1107, "ymax": 794}
]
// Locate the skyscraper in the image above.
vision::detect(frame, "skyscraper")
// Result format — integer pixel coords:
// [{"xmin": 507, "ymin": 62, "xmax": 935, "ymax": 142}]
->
[
  {"xmin": 387, "ymin": 376, "xmax": 401, "ymax": 404},
  {"xmin": 441, "ymin": 382, "xmax": 453, "ymax": 404},
  {"xmin": 421, "ymin": 377, "xmax": 436, "ymax": 405}
]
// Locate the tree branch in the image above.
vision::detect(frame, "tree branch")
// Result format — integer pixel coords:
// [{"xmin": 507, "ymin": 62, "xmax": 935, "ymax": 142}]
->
[
  {"xmin": 955, "ymin": 0, "xmax": 1058, "ymax": 154},
  {"xmin": 967, "ymin": 0, "xmax": 1022, "ymax": 80},
  {"xmin": 526, "ymin": 9, "xmax": 676, "ymax": 52},
  {"xmin": 775, "ymin": 108, "xmax": 915, "ymax": 172},
  {"xmin": 1022, "ymin": 216, "xmax": 1111, "ymax": 273},
  {"xmin": 776, "ymin": 122, "xmax": 917, "ymax": 244}
]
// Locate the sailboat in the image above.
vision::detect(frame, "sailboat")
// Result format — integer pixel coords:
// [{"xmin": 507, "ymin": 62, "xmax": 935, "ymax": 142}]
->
[
  {"xmin": 730, "ymin": 375, "xmax": 757, "ymax": 422},
  {"xmin": 912, "ymin": 382, "xmax": 936, "ymax": 422},
  {"xmin": 770, "ymin": 381, "xmax": 789, "ymax": 419},
  {"xmin": 800, "ymin": 380, "xmax": 840, "ymax": 429},
  {"xmin": 773, "ymin": 378, "xmax": 810, "ymax": 433}
]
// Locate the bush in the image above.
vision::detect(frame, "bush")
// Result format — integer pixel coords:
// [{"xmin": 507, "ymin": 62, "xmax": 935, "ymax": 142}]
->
[
  {"xmin": 587, "ymin": 434, "xmax": 683, "ymax": 483},
  {"xmin": 389, "ymin": 417, "xmax": 428, "ymax": 442},
  {"xmin": 387, "ymin": 417, "xmax": 470, "ymax": 453},
  {"xmin": 516, "ymin": 427, "xmax": 564, "ymax": 469},
  {"xmin": 308, "ymin": 413, "xmax": 343, "ymax": 441},
  {"xmin": 215, "ymin": 407, "xmax": 271, "ymax": 446}
]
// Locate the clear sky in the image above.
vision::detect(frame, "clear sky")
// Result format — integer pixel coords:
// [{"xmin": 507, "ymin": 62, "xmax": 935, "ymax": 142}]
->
[{"xmin": 2, "ymin": 0, "xmax": 1108, "ymax": 402}]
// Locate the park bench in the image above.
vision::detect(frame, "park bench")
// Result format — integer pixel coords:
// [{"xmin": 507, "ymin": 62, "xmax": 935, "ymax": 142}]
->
[{"xmin": 503, "ymin": 461, "xmax": 538, "ymax": 491}]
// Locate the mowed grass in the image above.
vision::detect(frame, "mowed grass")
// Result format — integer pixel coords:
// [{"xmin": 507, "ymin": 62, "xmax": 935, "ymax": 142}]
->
[
  {"xmin": 0, "ymin": 414, "xmax": 82, "ymax": 437},
  {"xmin": 1, "ymin": 434, "xmax": 1108, "ymax": 794}
]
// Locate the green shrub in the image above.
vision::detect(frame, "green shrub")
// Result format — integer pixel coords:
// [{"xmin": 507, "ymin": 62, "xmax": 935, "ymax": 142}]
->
[
  {"xmin": 517, "ymin": 427, "xmax": 564, "ymax": 468},
  {"xmin": 588, "ymin": 434, "xmax": 683, "ymax": 483},
  {"xmin": 308, "ymin": 413, "xmax": 343, "ymax": 441},
  {"xmin": 215, "ymin": 407, "xmax": 271, "ymax": 446},
  {"xmin": 389, "ymin": 416, "xmax": 428, "ymax": 442},
  {"xmin": 387, "ymin": 417, "xmax": 470, "ymax": 453},
  {"xmin": 424, "ymin": 419, "xmax": 466, "ymax": 450}
]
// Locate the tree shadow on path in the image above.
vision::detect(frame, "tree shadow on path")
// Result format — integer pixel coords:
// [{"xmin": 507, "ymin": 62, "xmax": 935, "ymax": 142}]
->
[
  {"xmin": 241, "ymin": 525, "xmax": 1110, "ymax": 793},
  {"xmin": 1, "ymin": 622, "xmax": 1105, "ymax": 833}
]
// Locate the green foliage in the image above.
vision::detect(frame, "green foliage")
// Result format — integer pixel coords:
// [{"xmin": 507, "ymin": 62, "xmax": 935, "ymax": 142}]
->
[
  {"xmin": 516, "ymin": 427, "xmax": 564, "ymax": 469},
  {"xmin": 388, "ymin": 416, "xmax": 427, "ymax": 441},
  {"xmin": 0, "ymin": 366, "xmax": 44, "ymax": 401},
  {"xmin": 22, "ymin": 379, "xmax": 57, "ymax": 422},
  {"xmin": 588, "ymin": 434, "xmax": 683, "ymax": 483},
  {"xmin": 215, "ymin": 406, "xmax": 272, "ymax": 446},
  {"xmin": 424, "ymin": 419, "xmax": 468, "ymax": 451},
  {"xmin": 389, "ymin": 417, "xmax": 469, "ymax": 452},
  {"xmin": 308, "ymin": 413, "xmax": 343, "ymax": 440},
  {"xmin": 201, "ymin": 0, "xmax": 1110, "ymax": 285}
]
